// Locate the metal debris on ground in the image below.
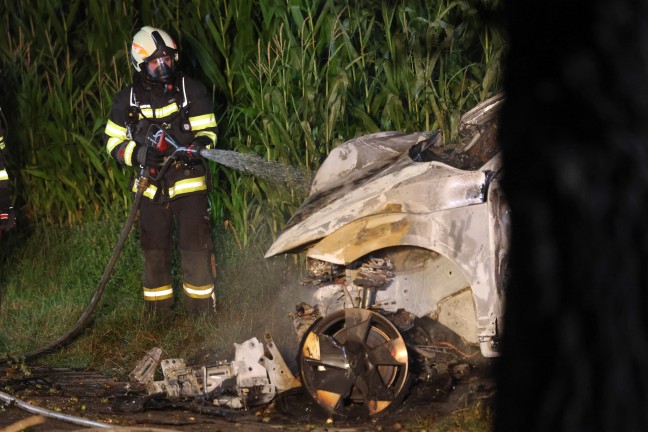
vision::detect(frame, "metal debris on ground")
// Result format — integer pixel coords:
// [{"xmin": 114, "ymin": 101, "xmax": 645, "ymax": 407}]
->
[
  {"xmin": 129, "ymin": 335, "xmax": 300, "ymax": 410},
  {"xmin": 128, "ymin": 346, "xmax": 163, "ymax": 384}
]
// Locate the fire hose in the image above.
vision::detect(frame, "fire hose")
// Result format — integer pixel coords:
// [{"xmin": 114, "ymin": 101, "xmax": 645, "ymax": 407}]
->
[
  {"xmin": 3, "ymin": 127, "xmax": 303, "ymax": 362},
  {"xmin": 20, "ymin": 177, "xmax": 148, "ymax": 360},
  {"xmin": 0, "ymin": 178, "xmax": 148, "ymax": 428},
  {"xmin": 0, "ymin": 388, "xmax": 112, "ymax": 429},
  {"xmin": 19, "ymin": 143, "xmax": 186, "ymax": 361},
  {"xmin": 0, "ymin": 144, "xmax": 198, "ymax": 430},
  {"xmin": 0, "ymin": 133, "xmax": 309, "ymax": 427}
]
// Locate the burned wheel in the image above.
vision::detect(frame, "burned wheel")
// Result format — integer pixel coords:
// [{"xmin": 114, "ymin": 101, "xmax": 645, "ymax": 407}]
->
[{"xmin": 298, "ymin": 308, "xmax": 410, "ymax": 417}]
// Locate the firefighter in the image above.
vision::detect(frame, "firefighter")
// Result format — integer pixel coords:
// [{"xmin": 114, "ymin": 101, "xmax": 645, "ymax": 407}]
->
[
  {"xmin": 0, "ymin": 110, "xmax": 15, "ymax": 234},
  {"xmin": 103, "ymin": 26, "xmax": 218, "ymax": 318}
]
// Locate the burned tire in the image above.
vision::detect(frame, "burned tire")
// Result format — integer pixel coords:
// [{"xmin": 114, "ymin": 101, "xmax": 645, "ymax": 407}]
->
[{"xmin": 298, "ymin": 308, "xmax": 411, "ymax": 417}]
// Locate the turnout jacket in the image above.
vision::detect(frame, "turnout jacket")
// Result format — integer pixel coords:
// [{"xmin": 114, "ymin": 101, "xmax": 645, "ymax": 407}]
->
[{"xmin": 103, "ymin": 74, "xmax": 218, "ymax": 202}]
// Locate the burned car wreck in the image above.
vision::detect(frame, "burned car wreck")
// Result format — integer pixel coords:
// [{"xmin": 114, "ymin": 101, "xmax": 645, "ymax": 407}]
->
[
  {"xmin": 127, "ymin": 95, "xmax": 506, "ymax": 419},
  {"xmin": 265, "ymin": 94, "xmax": 508, "ymax": 417}
]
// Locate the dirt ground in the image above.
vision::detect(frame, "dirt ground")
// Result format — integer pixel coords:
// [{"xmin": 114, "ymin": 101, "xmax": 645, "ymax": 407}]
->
[
  {"xmin": 0, "ymin": 363, "xmax": 495, "ymax": 432},
  {"xmin": 0, "ymin": 105, "xmax": 503, "ymax": 431}
]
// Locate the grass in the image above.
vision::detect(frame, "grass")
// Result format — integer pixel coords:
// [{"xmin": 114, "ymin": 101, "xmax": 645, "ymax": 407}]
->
[
  {"xmin": 0, "ymin": 211, "xmax": 494, "ymax": 432},
  {"xmin": 0, "ymin": 211, "xmax": 305, "ymax": 375},
  {"xmin": 410, "ymin": 402, "xmax": 494, "ymax": 432}
]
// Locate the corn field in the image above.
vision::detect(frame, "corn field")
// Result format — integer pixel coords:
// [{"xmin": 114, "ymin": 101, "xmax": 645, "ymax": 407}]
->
[{"xmin": 0, "ymin": 0, "xmax": 505, "ymax": 244}]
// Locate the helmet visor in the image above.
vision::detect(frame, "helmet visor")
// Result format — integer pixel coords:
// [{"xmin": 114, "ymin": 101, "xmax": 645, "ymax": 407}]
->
[{"xmin": 146, "ymin": 55, "xmax": 175, "ymax": 83}]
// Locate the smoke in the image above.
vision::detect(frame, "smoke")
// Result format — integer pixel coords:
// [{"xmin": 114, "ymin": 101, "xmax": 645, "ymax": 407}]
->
[{"xmin": 216, "ymin": 250, "xmax": 316, "ymax": 372}]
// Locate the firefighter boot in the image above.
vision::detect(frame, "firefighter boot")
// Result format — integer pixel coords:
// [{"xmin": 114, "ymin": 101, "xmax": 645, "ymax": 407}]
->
[
  {"xmin": 144, "ymin": 297, "xmax": 175, "ymax": 323},
  {"xmin": 180, "ymin": 249, "xmax": 216, "ymax": 316},
  {"xmin": 183, "ymin": 287, "xmax": 216, "ymax": 315}
]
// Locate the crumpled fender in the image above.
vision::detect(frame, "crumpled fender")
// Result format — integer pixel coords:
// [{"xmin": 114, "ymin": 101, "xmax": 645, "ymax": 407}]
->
[
  {"xmin": 304, "ymin": 204, "xmax": 495, "ymax": 301},
  {"xmin": 265, "ymin": 145, "xmax": 496, "ymax": 258}
]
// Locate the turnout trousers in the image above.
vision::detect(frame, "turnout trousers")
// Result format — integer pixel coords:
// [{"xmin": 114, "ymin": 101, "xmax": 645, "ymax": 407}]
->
[{"xmin": 138, "ymin": 193, "xmax": 216, "ymax": 316}]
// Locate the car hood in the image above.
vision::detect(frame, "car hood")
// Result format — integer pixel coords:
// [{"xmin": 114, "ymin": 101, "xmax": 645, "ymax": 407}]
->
[{"xmin": 265, "ymin": 131, "xmax": 500, "ymax": 257}]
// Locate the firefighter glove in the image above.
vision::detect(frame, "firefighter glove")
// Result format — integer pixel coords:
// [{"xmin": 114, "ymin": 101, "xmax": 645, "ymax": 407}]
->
[
  {"xmin": 135, "ymin": 144, "xmax": 164, "ymax": 168},
  {"xmin": 0, "ymin": 208, "xmax": 16, "ymax": 233}
]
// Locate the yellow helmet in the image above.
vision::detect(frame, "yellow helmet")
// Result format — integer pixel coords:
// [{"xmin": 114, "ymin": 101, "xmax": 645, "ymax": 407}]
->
[{"xmin": 130, "ymin": 26, "xmax": 179, "ymax": 84}]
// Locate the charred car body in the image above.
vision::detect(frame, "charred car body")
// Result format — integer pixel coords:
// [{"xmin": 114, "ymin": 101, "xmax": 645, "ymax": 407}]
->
[{"xmin": 265, "ymin": 94, "xmax": 508, "ymax": 417}]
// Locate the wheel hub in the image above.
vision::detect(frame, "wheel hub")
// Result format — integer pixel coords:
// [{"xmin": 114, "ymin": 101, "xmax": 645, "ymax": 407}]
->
[{"xmin": 299, "ymin": 308, "xmax": 410, "ymax": 417}]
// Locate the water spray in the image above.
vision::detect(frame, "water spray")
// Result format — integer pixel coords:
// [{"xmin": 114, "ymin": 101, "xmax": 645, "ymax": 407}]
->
[
  {"xmin": 151, "ymin": 124, "xmax": 311, "ymax": 190},
  {"xmin": 200, "ymin": 148, "xmax": 311, "ymax": 192}
]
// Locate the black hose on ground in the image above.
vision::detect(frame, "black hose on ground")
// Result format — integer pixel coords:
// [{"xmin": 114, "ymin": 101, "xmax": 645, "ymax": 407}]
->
[
  {"xmin": 1, "ymin": 152, "xmax": 182, "ymax": 363},
  {"xmin": 20, "ymin": 179, "xmax": 148, "ymax": 361},
  {"xmin": 0, "ymin": 389, "xmax": 112, "ymax": 429}
]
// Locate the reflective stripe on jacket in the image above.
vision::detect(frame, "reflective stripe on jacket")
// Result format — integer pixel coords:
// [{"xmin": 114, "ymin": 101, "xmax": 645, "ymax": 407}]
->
[{"xmin": 102, "ymin": 74, "xmax": 218, "ymax": 202}]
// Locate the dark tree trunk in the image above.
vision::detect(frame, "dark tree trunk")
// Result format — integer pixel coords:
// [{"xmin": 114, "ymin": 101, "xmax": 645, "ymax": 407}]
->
[{"xmin": 496, "ymin": 1, "xmax": 648, "ymax": 431}]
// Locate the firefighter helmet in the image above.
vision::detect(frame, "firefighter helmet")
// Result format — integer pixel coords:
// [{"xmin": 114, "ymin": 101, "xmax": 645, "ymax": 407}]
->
[{"xmin": 130, "ymin": 26, "xmax": 179, "ymax": 84}]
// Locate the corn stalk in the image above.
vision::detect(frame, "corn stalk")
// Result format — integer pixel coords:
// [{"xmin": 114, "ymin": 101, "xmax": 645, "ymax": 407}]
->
[{"xmin": 0, "ymin": 0, "xmax": 505, "ymax": 242}]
